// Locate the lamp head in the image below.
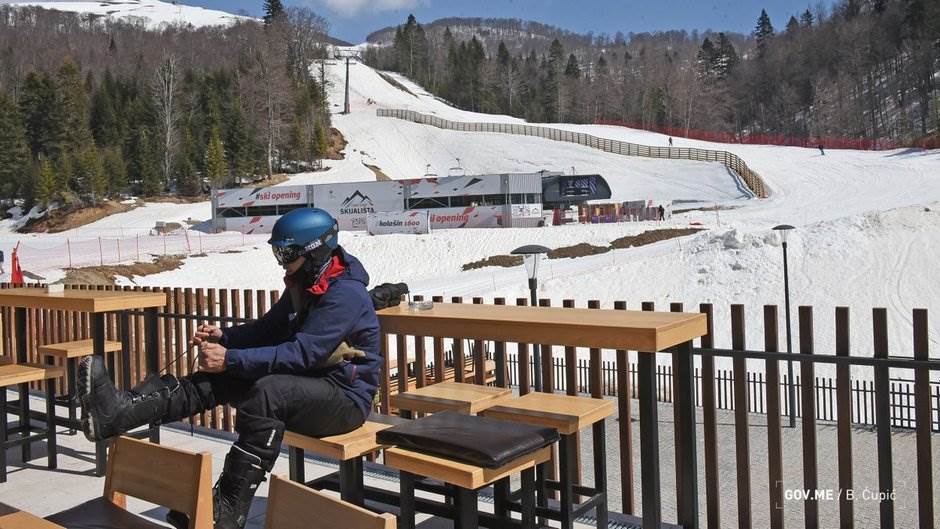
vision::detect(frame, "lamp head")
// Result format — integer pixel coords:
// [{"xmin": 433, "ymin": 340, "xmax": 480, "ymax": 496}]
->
[
  {"xmin": 511, "ymin": 244, "xmax": 551, "ymax": 280},
  {"xmin": 772, "ymin": 224, "xmax": 795, "ymax": 244}
]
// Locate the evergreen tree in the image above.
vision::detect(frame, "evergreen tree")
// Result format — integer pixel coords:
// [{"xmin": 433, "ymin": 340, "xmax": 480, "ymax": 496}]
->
[
  {"xmin": 714, "ymin": 33, "xmax": 739, "ymax": 78},
  {"xmin": 786, "ymin": 16, "xmax": 800, "ymax": 34},
  {"xmin": 34, "ymin": 159, "xmax": 56, "ymax": 207},
  {"xmin": 19, "ymin": 72, "xmax": 57, "ymax": 158},
  {"xmin": 546, "ymin": 39, "xmax": 566, "ymax": 121},
  {"xmin": 313, "ymin": 121, "xmax": 328, "ymax": 159},
  {"xmin": 564, "ymin": 54, "xmax": 581, "ymax": 79},
  {"xmin": 52, "ymin": 58, "xmax": 93, "ymax": 159},
  {"xmin": 102, "ymin": 147, "xmax": 127, "ymax": 196},
  {"xmin": 800, "ymin": 9, "xmax": 814, "ymax": 27},
  {"xmin": 73, "ymin": 142, "xmax": 105, "ymax": 202},
  {"xmin": 262, "ymin": 0, "xmax": 285, "ymax": 25},
  {"xmin": 755, "ymin": 9, "xmax": 775, "ymax": 59},
  {"xmin": 130, "ymin": 128, "xmax": 159, "ymax": 196},
  {"xmin": 205, "ymin": 128, "xmax": 228, "ymax": 188},
  {"xmin": 0, "ymin": 93, "xmax": 31, "ymax": 199}
]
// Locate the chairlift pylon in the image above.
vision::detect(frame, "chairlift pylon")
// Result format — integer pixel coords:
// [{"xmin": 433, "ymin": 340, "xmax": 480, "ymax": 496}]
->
[{"xmin": 447, "ymin": 157, "xmax": 465, "ymax": 177}]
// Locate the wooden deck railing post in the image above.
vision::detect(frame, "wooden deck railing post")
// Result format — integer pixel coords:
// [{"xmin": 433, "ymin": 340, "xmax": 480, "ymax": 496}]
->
[
  {"xmin": 432, "ymin": 296, "xmax": 444, "ymax": 383},
  {"xmin": 412, "ymin": 296, "xmax": 426, "ymax": 389},
  {"xmin": 516, "ymin": 298, "xmax": 530, "ymax": 395},
  {"xmin": 698, "ymin": 303, "xmax": 721, "ymax": 529},
  {"xmin": 671, "ymin": 301, "xmax": 699, "ymax": 529},
  {"xmin": 638, "ymin": 301, "xmax": 661, "ymax": 529},
  {"xmin": 539, "ymin": 298, "xmax": 553, "ymax": 393},
  {"xmin": 763, "ymin": 306, "xmax": 784, "ymax": 529},
  {"xmin": 493, "ymin": 298, "xmax": 507, "ymax": 388},
  {"xmin": 800, "ymin": 306, "xmax": 820, "ymax": 529},
  {"xmin": 872, "ymin": 308, "xmax": 894, "ymax": 528},
  {"xmin": 912, "ymin": 309, "xmax": 934, "ymax": 529},
  {"xmin": 730, "ymin": 305, "xmax": 751, "ymax": 529},
  {"xmin": 451, "ymin": 297, "xmax": 465, "ymax": 383},
  {"xmin": 613, "ymin": 300, "xmax": 635, "ymax": 515},
  {"xmin": 473, "ymin": 297, "xmax": 486, "ymax": 386},
  {"xmin": 835, "ymin": 307, "xmax": 854, "ymax": 528}
]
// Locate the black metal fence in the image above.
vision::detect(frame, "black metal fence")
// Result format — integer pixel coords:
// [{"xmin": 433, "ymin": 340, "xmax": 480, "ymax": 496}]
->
[{"xmin": 504, "ymin": 354, "xmax": 940, "ymax": 432}]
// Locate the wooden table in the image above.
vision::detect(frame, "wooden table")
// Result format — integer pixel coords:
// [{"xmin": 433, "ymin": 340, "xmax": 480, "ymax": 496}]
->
[
  {"xmin": 391, "ymin": 381, "xmax": 511, "ymax": 417},
  {"xmin": 0, "ymin": 286, "xmax": 167, "ymax": 476},
  {"xmin": 0, "ymin": 503, "xmax": 64, "ymax": 529},
  {"xmin": 378, "ymin": 302, "xmax": 707, "ymax": 529}
]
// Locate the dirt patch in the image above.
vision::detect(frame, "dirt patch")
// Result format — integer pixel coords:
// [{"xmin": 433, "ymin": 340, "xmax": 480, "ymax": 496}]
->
[
  {"xmin": 377, "ymin": 72, "xmax": 417, "ymax": 97},
  {"xmin": 462, "ymin": 255, "xmax": 524, "ymax": 271},
  {"xmin": 461, "ymin": 228, "xmax": 707, "ymax": 270},
  {"xmin": 58, "ymin": 256, "xmax": 184, "ymax": 286},
  {"xmin": 363, "ymin": 163, "xmax": 392, "ymax": 181},
  {"xmin": 21, "ymin": 201, "xmax": 139, "ymax": 234},
  {"xmin": 610, "ymin": 228, "xmax": 705, "ymax": 249},
  {"xmin": 323, "ymin": 128, "xmax": 347, "ymax": 160},
  {"xmin": 145, "ymin": 195, "xmax": 207, "ymax": 204},
  {"xmin": 672, "ymin": 205, "xmax": 740, "ymax": 215},
  {"xmin": 547, "ymin": 243, "xmax": 611, "ymax": 259}
]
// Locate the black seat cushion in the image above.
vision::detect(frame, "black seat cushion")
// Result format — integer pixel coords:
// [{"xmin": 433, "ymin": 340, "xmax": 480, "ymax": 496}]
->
[
  {"xmin": 46, "ymin": 497, "xmax": 166, "ymax": 529},
  {"xmin": 0, "ymin": 502, "xmax": 18, "ymax": 516},
  {"xmin": 376, "ymin": 411, "xmax": 558, "ymax": 468}
]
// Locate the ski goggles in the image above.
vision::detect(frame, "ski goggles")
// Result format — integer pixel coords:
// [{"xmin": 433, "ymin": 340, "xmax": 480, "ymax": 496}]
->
[{"xmin": 272, "ymin": 244, "xmax": 305, "ymax": 266}]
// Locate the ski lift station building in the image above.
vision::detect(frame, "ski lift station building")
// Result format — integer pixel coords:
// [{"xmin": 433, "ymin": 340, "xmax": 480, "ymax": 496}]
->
[{"xmin": 212, "ymin": 172, "xmax": 612, "ymax": 234}]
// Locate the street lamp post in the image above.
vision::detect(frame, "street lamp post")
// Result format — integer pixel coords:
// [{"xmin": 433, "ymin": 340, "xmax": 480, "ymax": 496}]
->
[
  {"xmin": 773, "ymin": 224, "xmax": 796, "ymax": 428},
  {"xmin": 511, "ymin": 245, "xmax": 551, "ymax": 392}
]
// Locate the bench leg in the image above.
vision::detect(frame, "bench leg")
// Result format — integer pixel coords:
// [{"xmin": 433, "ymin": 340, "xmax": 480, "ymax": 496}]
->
[
  {"xmin": 45, "ymin": 378, "xmax": 57, "ymax": 470},
  {"xmin": 593, "ymin": 420, "xmax": 608, "ymax": 529},
  {"xmin": 67, "ymin": 358, "xmax": 78, "ymax": 435},
  {"xmin": 399, "ymin": 471, "xmax": 416, "ymax": 529},
  {"xmin": 559, "ymin": 434, "xmax": 576, "ymax": 529},
  {"xmin": 288, "ymin": 447, "xmax": 305, "ymax": 483},
  {"xmin": 454, "ymin": 486, "xmax": 478, "ymax": 529},
  {"xmin": 18, "ymin": 382, "xmax": 30, "ymax": 463},
  {"xmin": 339, "ymin": 457, "xmax": 364, "ymax": 506},
  {"xmin": 521, "ymin": 468, "xmax": 536, "ymax": 529},
  {"xmin": 535, "ymin": 462, "xmax": 549, "ymax": 527},
  {"xmin": 95, "ymin": 441, "xmax": 107, "ymax": 477},
  {"xmin": 494, "ymin": 477, "xmax": 510, "ymax": 521},
  {"xmin": 1, "ymin": 389, "xmax": 7, "ymax": 483}
]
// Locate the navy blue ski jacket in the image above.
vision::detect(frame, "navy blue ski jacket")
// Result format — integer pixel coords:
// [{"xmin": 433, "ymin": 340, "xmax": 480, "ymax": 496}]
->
[{"xmin": 220, "ymin": 247, "xmax": 381, "ymax": 418}]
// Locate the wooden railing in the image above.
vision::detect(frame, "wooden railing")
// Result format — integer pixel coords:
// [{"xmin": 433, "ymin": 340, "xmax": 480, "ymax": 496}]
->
[
  {"xmin": 2, "ymin": 284, "xmax": 938, "ymax": 528},
  {"xmin": 376, "ymin": 108, "xmax": 769, "ymax": 199}
]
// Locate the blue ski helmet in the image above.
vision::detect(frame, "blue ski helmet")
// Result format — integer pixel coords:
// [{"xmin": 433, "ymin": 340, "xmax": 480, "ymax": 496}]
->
[{"xmin": 268, "ymin": 208, "xmax": 339, "ymax": 266}]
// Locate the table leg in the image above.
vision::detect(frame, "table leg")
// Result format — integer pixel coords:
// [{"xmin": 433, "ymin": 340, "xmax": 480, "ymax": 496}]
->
[
  {"xmin": 144, "ymin": 308, "xmax": 160, "ymax": 443},
  {"xmin": 494, "ymin": 477, "xmax": 510, "ymax": 521},
  {"xmin": 638, "ymin": 353, "xmax": 662, "ymax": 529},
  {"xmin": 67, "ymin": 358, "xmax": 78, "ymax": 435},
  {"xmin": 340, "ymin": 457, "xmax": 365, "ymax": 506},
  {"xmin": 535, "ymin": 462, "xmax": 548, "ymax": 527},
  {"xmin": 674, "ymin": 340, "xmax": 699, "ymax": 529},
  {"xmin": 120, "ymin": 312, "xmax": 131, "ymax": 390},
  {"xmin": 45, "ymin": 374, "xmax": 57, "ymax": 470},
  {"xmin": 92, "ymin": 313, "xmax": 108, "ymax": 477},
  {"xmin": 288, "ymin": 447, "xmax": 305, "ymax": 483},
  {"xmin": 454, "ymin": 487, "xmax": 479, "ymax": 529},
  {"xmin": 399, "ymin": 471, "xmax": 416, "ymax": 529},
  {"xmin": 15, "ymin": 307, "xmax": 30, "ymax": 463},
  {"xmin": 593, "ymin": 420, "xmax": 609, "ymax": 529},
  {"xmin": 520, "ymin": 468, "xmax": 536, "ymax": 529},
  {"xmin": 559, "ymin": 434, "xmax": 575, "ymax": 529},
  {"xmin": 1, "ymin": 388, "xmax": 7, "ymax": 483}
]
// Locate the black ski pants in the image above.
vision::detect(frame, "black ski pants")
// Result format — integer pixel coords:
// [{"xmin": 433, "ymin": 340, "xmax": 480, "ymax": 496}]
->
[{"xmin": 158, "ymin": 373, "xmax": 366, "ymax": 470}]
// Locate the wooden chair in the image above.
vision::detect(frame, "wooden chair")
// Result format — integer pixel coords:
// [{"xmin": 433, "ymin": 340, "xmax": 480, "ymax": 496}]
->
[
  {"xmin": 46, "ymin": 436, "xmax": 213, "ymax": 529},
  {"xmin": 265, "ymin": 474, "xmax": 395, "ymax": 529}
]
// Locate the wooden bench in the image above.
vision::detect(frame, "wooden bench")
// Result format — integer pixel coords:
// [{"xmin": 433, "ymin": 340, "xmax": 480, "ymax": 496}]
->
[
  {"xmin": 388, "ymin": 358, "xmax": 498, "ymax": 397},
  {"xmin": 265, "ymin": 475, "xmax": 395, "ymax": 529},
  {"xmin": 481, "ymin": 393, "xmax": 616, "ymax": 529},
  {"xmin": 0, "ymin": 363, "xmax": 63, "ymax": 483},
  {"xmin": 390, "ymin": 380, "xmax": 512, "ymax": 417},
  {"xmin": 284, "ymin": 414, "xmax": 408, "ymax": 506},
  {"xmin": 386, "ymin": 445, "xmax": 550, "ymax": 529},
  {"xmin": 38, "ymin": 339, "xmax": 123, "ymax": 436}
]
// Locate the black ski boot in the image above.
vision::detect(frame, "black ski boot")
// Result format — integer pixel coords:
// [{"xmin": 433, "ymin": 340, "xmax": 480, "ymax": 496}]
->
[
  {"xmin": 214, "ymin": 447, "xmax": 267, "ymax": 529},
  {"xmin": 77, "ymin": 355, "xmax": 179, "ymax": 442}
]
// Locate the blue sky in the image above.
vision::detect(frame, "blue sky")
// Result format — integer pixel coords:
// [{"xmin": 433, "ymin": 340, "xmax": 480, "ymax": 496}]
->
[{"xmin": 193, "ymin": 0, "xmax": 836, "ymax": 43}]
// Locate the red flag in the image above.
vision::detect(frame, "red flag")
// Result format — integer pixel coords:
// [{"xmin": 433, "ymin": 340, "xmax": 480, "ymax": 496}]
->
[{"xmin": 11, "ymin": 243, "xmax": 24, "ymax": 285}]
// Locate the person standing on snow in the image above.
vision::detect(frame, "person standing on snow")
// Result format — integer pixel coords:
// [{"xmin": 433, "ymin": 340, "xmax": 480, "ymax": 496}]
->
[
  {"xmin": 818, "ymin": 144, "xmax": 826, "ymax": 155},
  {"xmin": 78, "ymin": 208, "xmax": 381, "ymax": 529}
]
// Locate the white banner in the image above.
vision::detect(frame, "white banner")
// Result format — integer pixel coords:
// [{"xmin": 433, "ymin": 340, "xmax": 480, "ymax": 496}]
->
[
  {"xmin": 511, "ymin": 203, "xmax": 543, "ymax": 219},
  {"xmin": 366, "ymin": 211, "xmax": 430, "ymax": 235},
  {"xmin": 221, "ymin": 215, "xmax": 280, "ymax": 234},
  {"xmin": 312, "ymin": 181, "xmax": 404, "ymax": 231},
  {"xmin": 426, "ymin": 206, "xmax": 503, "ymax": 229},
  {"xmin": 215, "ymin": 185, "xmax": 307, "ymax": 208}
]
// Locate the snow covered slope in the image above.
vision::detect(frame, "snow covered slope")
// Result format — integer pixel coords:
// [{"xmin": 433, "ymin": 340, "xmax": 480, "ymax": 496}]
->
[
  {"xmin": 6, "ymin": 0, "xmax": 254, "ymax": 28},
  {"xmin": 2, "ymin": 57, "xmax": 938, "ymax": 365}
]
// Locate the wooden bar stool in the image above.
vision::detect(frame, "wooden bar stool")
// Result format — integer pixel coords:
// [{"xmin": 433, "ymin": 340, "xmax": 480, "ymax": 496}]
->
[
  {"xmin": 390, "ymin": 380, "xmax": 511, "ymax": 418},
  {"xmin": 0, "ymin": 362, "xmax": 63, "ymax": 483},
  {"xmin": 39, "ymin": 339, "xmax": 122, "ymax": 435},
  {"xmin": 385, "ymin": 446, "xmax": 549, "ymax": 529},
  {"xmin": 481, "ymin": 392, "xmax": 615, "ymax": 529},
  {"xmin": 284, "ymin": 414, "xmax": 408, "ymax": 506}
]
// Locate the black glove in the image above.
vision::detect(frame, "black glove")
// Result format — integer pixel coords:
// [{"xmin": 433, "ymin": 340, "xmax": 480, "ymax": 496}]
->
[{"xmin": 369, "ymin": 282, "xmax": 410, "ymax": 310}]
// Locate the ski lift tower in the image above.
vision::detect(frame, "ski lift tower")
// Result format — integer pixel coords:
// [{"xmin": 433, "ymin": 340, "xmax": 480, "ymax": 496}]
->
[{"xmin": 334, "ymin": 47, "xmax": 361, "ymax": 115}]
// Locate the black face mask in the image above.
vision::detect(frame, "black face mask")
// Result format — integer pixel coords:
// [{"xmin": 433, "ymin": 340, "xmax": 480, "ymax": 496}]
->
[{"xmin": 286, "ymin": 251, "xmax": 332, "ymax": 289}]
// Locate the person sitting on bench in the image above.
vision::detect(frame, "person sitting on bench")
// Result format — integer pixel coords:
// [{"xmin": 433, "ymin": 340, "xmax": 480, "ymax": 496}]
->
[{"xmin": 78, "ymin": 208, "xmax": 382, "ymax": 529}]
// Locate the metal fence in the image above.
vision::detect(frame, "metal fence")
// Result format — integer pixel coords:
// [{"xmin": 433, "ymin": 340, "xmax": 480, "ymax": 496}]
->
[{"xmin": 376, "ymin": 108, "xmax": 769, "ymax": 198}]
